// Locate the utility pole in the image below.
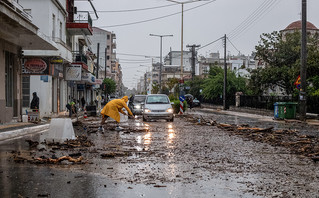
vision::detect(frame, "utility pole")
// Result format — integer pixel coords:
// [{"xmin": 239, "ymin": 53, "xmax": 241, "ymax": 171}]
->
[
  {"xmin": 104, "ymin": 47, "xmax": 107, "ymax": 79},
  {"xmin": 104, "ymin": 47, "xmax": 107, "ymax": 99},
  {"xmin": 96, "ymin": 43, "xmax": 100, "ymax": 79},
  {"xmin": 300, "ymin": 0, "xmax": 307, "ymax": 120},
  {"xmin": 166, "ymin": 0, "xmax": 208, "ymax": 83},
  {"xmin": 186, "ymin": 44, "xmax": 200, "ymax": 80},
  {"xmin": 223, "ymin": 34, "xmax": 228, "ymax": 110},
  {"xmin": 150, "ymin": 34, "xmax": 173, "ymax": 93}
]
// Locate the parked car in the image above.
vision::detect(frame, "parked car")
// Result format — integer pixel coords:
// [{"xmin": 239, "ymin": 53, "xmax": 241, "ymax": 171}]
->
[
  {"xmin": 192, "ymin": 99, "xmax": 201, "ymax": 107},
  {"xmin": 142, "ymin": 94, "xmax": 174, "ymax": 122},
  {"xmin": 131, "ymin": 95, "xmax": 146, "ymax": 115}
]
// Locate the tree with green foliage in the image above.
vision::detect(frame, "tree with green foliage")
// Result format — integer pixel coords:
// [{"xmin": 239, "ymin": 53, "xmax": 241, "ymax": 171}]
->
[
  {"xmin": 103, "ymin": 78, "xmax": 117, "ymax": 101},
  {"xmin": 151, "ymin": 82, "xmax": 160, "ymax": 94},
  {"xmin": 184, "ymin": 76, "xmax": 205, "ymax": 99},
  {"xmin": 252, "ymin": 31, "xmax": 319, "ymax": 96},
  {"xmin": 166, "ymin": 78, "xmax": 179, "ymax": 93},
  {"xmin": 202, "ymin": 66, "xmax": 247, "ymax": 100}
]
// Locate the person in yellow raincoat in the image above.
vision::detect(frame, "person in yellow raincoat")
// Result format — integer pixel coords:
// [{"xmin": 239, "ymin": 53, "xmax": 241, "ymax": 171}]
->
[{"xmin": 99, "ymin": 96, "xmax": 134, "ymax": 130}]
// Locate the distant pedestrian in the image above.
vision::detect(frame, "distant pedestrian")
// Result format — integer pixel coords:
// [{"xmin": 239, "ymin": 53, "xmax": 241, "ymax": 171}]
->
[
  {"xmin": 99, "ymin": 96, "xmax": 134, "ymax": 130},
  {"xmin": 30, "ymin": 92, "xmax": 40, "ymax": 111},
  {"xmin": 81, "ymin": 97, "xmax": 86, "ymax": 110},
  {"xmin": 128, "ymin": 94, "xmax": 135, "ymax": 116},
  {"xmin": 66, "ymin": 100, "xmax": 76, "ymax": 117}
]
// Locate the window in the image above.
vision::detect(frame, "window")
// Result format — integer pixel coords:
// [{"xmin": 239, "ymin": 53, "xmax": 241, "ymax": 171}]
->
[
  {"xmin": 146, "ymin": 95, "xmax": 169, "ymax": 104},
  {"xmin": 5, "ymin": 51, "xmax": 14, "ymax": 107},
  {"xmin": 22, "ymin": 76, "xmax": 30, "ymax": 107},
  {"xmin": 52, "ymin": 14, "xmax": 55, "ymax": 39},
  {"xmin": 107, "ymin": 35, "xmax": 110, "ymax": 40},
  {"xmin": 134, "ymin": 96, "xmax": 146, "ymax": 103},
  {"xmin": 59, "ymin": 22, "xmax": 62, "ymax": 40}
]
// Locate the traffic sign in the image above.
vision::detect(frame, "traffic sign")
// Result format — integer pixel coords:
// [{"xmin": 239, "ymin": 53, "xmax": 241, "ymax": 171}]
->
[{"xmin": 179, "ymin": 95, "xmax": 185, "ymax": 102}]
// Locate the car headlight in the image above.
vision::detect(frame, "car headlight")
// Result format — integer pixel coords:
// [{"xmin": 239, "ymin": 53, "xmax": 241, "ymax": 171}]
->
[
  {"xmin": 144, "ymin": 108, "xmax": 151, "ymax": 113},
  {"xmin": 135, "ymin": 105, "xmax": 141, "ymax": 109},
  {"xmin": 166, "ymin": 108, "xmax": 173, "ymax": 113}
]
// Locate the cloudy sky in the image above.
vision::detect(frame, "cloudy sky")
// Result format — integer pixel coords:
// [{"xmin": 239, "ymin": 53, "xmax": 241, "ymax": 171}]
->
[{"xmin": 77, "ymin": 0, "xmax": 319, "ymax": 89}]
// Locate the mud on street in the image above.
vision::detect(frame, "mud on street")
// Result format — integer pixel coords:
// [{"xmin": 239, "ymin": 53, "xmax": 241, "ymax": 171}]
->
[{"xmin": 1, "ymin": 110, "xmax": 319, "ymax": 198}]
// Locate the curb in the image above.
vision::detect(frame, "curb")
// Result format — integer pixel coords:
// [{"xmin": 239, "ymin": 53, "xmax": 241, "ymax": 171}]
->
[{"xmin": 0, "ymin": 124, "xmax": 50, "ymax": 141}]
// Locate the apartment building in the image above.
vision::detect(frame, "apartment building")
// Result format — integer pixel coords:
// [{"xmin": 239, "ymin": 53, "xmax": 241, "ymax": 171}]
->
[
  {"xmin": 0, "ymin": 0, "xmax": 56, "ymax": 123},
  {"xmin": 19, "ymin": 0, "xmax": 97, "ymax": 117}
]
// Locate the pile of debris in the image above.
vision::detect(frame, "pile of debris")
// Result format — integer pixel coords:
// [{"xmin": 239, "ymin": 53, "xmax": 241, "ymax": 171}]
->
[
  {"xmin": 188, "ymin": 115, "xmax": 319, "ymax": 162},
  {"xmin": 12, "ymin": 135, "xmax": 94, "ymax": 165},
  {"xmin": 13, "ymin": 154, "xmax": 84, "ymax": 164},
  {"xmin": 47, "ymin": 135, "xmax": 94, "ymax": 148}
]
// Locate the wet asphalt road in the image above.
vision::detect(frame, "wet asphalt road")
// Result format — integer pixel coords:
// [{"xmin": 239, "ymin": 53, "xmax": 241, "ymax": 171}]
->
[{"xmin": 0, "ymin": 109, "xmax": 319, "ymax": 198}]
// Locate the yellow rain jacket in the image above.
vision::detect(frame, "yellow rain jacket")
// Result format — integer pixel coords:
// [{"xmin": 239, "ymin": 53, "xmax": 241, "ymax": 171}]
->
[{"xmin": 100, "ymin": 96, "xmax": 133, "ymax": 123}]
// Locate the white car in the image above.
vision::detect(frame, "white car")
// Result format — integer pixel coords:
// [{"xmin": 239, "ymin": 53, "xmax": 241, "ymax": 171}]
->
[{"xmin": 142, "ymin": 94, "xmax": 174, "ymax": 122}]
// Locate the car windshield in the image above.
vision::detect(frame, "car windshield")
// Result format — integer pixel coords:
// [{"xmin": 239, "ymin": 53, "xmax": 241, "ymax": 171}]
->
[
  {"xmin": 146, "ymin": 95, "xmax": 169, "ymax": 104},
  {"xmin": 134, "ymin": 96, "xmax": 146, "ymax": 103}
]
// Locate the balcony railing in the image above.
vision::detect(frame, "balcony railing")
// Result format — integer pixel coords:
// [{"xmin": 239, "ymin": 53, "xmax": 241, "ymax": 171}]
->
[
  {"xmin": 72, "ymin": 51, "xmax": 87, "ymax": 65},
  {"xmin": 74, "ymin": 11, "xmax": 92, "ymax": 27},
  {"xmin": 4, "ymin": 0, "xmax": 32, "ymax": 21}
]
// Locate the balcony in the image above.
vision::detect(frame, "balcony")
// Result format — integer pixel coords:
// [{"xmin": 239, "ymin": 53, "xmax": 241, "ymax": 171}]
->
[
  {"xmin": 66, "ymin": 11, "xmax": 93, "ymax": 35},
  {"xmin": 72, "ymin": 51, "xmax": 88, "ymax": 71},
  {"xmin": 112, "ymin": 41, "xmax": 116, "ymax": 49}
]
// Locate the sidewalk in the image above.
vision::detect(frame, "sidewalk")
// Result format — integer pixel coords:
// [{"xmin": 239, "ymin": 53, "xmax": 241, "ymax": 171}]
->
[
  {"xmin": 0, "ymin": 111, "xmax": 80, "ymax": 141},
  {"xmin": 201, "ymin": 103, "xmax": 319, "ymax": 126}
]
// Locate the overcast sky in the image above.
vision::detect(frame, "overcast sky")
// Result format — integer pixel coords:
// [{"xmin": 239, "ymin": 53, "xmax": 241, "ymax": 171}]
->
[{"xmin": 77, "ymin": 0, "xmax": 319, "ymax": 89}]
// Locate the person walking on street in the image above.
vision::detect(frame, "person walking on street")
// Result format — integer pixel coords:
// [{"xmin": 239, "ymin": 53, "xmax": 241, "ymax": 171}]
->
[
  {"xmin": 81, "ymin": 96, "xmax": 86, "ymax": 110},
  {"xmin": 99, "ymin": 96, "xmax": 134, "ymax": 130},
  {"xmin": 30, "ymin": 92, "xmax": 40, "ymax": 111},
  {"xmin": 128, "ymin": 94, "xmax": 135, "ymax": 118}
]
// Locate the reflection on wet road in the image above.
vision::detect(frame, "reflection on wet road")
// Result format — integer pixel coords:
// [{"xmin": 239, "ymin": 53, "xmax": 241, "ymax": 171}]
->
[{"xmin": 0, "ymin": 113, "xmax": 318, "ymax": 197}]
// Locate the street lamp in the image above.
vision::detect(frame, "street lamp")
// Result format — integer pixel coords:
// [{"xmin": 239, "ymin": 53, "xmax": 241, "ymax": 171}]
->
[
  {"xmin": 166, "ymin": 0, "xmax": 209, "ymax": 80},
  {"xmin": 150, "ymin": 34, "xmax": 173, "ymax": 93}
]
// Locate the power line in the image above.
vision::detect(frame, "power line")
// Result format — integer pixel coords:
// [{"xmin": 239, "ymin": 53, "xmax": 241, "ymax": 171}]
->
[
  {"xmin": 119, "ymin": 58, "xmax": 151, "ymax": 61},
  {"xmin": 91, "ymin": 4, "xmax": 177, "ymax": 13},
  {"xmin": 120, "ymin": 61, "xmax": 153, "ymax": 64},
  {"xmin": 117, "ymin": 52, "xmax": 159, "ymax": 58},
  {"xmin": 97, "ymin": 0, "xmax": 216, "ymax": 28},
  {"xmin": 228, "ymin": 0, "xmax": 279, "ymax": 41},
  {"xmin": 199, "ymin": 0, "xmax": 279, "ymax": 54},
  {"xmin": 227, "ymin": 37, "xmax": 240, "ymax": 54},
  {"xmin": 198, "ymin": 36, "xmax": 224, "ymax": 50},
  {"xmin": 228, "ymin": 0, "xmax": 274, "ymax": 38}
]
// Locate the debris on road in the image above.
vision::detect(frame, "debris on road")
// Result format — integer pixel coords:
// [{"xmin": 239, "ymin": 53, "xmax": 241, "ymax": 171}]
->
[
  {"xmin": 34, "ymin": 156, "xmax": 84, "ymax": 164},
  {"xmin": 187, "ymin": 115, "xmax": 319, "ymax": 162}
]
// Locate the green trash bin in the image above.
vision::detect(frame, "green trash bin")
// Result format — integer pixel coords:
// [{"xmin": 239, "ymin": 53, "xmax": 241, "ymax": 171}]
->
[
  {"xmin": 284, "ymin": 102, "xmax": 298, "ymax": 119},
  {"xmin": 274, "ymin": 102, "xmax": 298, "ymax": 119},
  {"xmin": 274, "ymin": 102, "xmax": 285, "ymax": 119}
]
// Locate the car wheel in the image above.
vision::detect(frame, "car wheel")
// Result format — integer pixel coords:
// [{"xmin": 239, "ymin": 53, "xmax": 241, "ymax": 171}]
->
[{"xmin": 167, "ymin": 117, "xmax": 174, "ymax": 122}]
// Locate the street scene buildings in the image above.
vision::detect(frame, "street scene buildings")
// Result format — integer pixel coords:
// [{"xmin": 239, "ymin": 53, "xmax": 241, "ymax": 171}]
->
[
  {"xmin": 0, "ymin": 0, "xmax": 123, "ymax": 123},
  {"xmin": 1, "ymin": 0, "xmax": 319, "ymax": 197}
]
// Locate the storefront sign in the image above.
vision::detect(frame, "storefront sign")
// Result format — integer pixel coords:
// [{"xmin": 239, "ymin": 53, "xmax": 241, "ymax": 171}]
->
[
  {"xmin": 65, "ymin": 64, "xmax": 81, "ymax": 81},
  {"xmin": 95, "ymin": 79, "xmax": 103, "ymax": 85},
  {"xmin": 51, "ymin": 58, "xmax": 63, "ymax": 64},
  {"xmin": 23, "ymin": 58, "xmax": 49, "ymax": 75},
  {"xmin": 81, "ymin": 73, "xmax": 96, "ymax": 84}
]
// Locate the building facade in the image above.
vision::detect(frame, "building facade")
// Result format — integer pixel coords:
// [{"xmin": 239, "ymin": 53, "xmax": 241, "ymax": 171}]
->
[{"xmin": 0, "ymin": 0, "xmax": 56, "ymax": 123}]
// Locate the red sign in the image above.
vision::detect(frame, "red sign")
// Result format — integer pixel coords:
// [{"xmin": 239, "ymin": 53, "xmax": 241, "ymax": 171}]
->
[{"xmin": 24, "ymin": 59, "xmax": 47, "ymax": 73}]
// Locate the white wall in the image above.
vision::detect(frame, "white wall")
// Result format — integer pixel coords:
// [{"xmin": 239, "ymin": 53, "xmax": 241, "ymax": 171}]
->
[{"xmin": 30, "ymin": 75, "xmax": 53, "ymax": 118}]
